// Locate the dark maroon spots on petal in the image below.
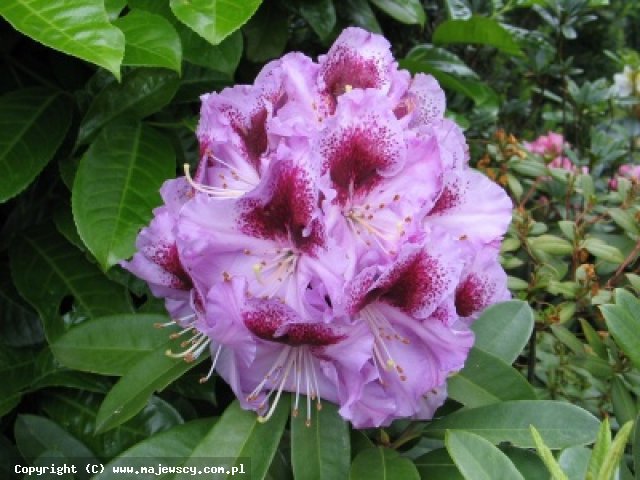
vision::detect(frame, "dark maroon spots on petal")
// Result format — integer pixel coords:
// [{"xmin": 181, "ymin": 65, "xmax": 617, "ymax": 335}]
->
[
  {"xmin": 243, "ymin": 302, "xmax": 344, "ymax": 346},
  {"xmin": 455, "ymin": 274, "xmax": 494, "ymax": 317},
  {"xmin": 230, "ymin": 106, "xmax": 269, "ymax": 171},
  {"xmin": 324, "ymin": 128, "xmax": 394, "ymax": 204},
  {"xmin": 240, "ymin": 163, "xmax": 324, "ymax": 254},
  {"xmin": 150, "ymin": 243, "xmax": 192, "ymax": 290},
  {"xmin": 321, "ymin": 46, "xmax": 384, "ymax": 98},
  {"xmin": 429, "ymin": 181, "xmax": 465, "ymax": 216}
]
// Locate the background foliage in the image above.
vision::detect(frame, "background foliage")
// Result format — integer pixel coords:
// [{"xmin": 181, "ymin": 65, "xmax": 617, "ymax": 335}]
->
[{"xmin": 1, "ymin": 0, "xmax": 640, "ymax": 478}]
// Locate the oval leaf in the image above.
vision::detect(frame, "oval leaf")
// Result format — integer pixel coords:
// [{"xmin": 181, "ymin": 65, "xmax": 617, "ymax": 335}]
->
[
  {"xmin": 434, "ymin": 16, "xmax": 522, "ymax": 56},
  {"xmin": 94, "ymin": 419, "xmax": 214, "ymax": 479},
  {"xmin": 446, "ymin": 430, "xmax": 525, "ymax": 480},
  {"xmin": 369, "ymin": 0, "xmax": 425, "ymax": 26},
  {"xmin": 95, "ymin": 343, "xmax": 207, "ymax": 433},
  {"xmin": 447, "ymin": 348, "xmax": 536, "ymax": 407},
  {"xmin": 350, "ymin": 447, "xmax": 419, "ymax": 480},
  {"xmin": 73, "ymin": 122, "xmax": 175, "ymax": 270},
  {"xmin": 0, "ymin": 88, "xmax": 71, "ymax": 203},
  {"xmin": 424, "ymin": 401, "xmax": 599, "ymax": 448},
  {"xmin": 9, "ymin": 226, "xmax": 131, "ymax": 340},
  {"xmin": 291, "ymin": 400, "xmax": 350, "ymax": 480},
  {"xmin": 472, "ymin": 300, "xmax": 534, "ymax": 364},
  {"xmin": 600, "ymin": 304, "xmax": 640, "ymax": 371},
  {"xmin": 51, "ymin": 314, "xmax": 172, "ymax": 375},
  {"xmin": 0, "ymin": 0, "xmax": 124, "ymax": 78},
  {"xmin": 174, "ymin": 399, "xmax": 288, "ymax": 480},
  {"xmin": 113, "ymin": 10, "xmax": 182, "ymax": 73},
  {"xmin": 78, "ymin": 69, "xmax": 179, "ymax": 144},
  {"xmin": 170, "ymin": 0, "xmax": 262, "ymax": 46}
]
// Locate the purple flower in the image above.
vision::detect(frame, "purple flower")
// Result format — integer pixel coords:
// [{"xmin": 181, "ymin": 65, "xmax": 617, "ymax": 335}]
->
[{"xmin": 124, "ymin": 27, "xmax": 513, "ymax": 428}]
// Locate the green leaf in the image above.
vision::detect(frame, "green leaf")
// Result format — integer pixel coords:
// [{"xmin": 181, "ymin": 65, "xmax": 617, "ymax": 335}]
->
[
  {"xmin": 299, "ymin": 0, "xmax": 336, "ymax": 40},
  {"xmin": 350, "ymin": 447, "xmax": 420, "ymax": 480},
  {"xmin": 434, "ymin": 16, "xmax": 521, "ymax": 55},
  {"xmin": 51, "ymin": 314, "xmax": 172, "ymax": 375},
  {"xmin": 181, "ymin": 27, "xmax": 243, "ymax": 74},
  {"xmin": 528, "ymin": 235, "xmax": 574, "ymax": 256},
  {"xmin": 369, "ymin": 0, "xmax": 425, "ymax": 26},
  {"xmin": 597, "ymin": 421, "xmax": 633, "ymax": 480},
  {"xmin": 472, "ymin": 300, "xmax": 534, "ymax": 364},
  {"xmin": 633, "ymin": 413, "xmax": 640, "ymax": 480},
  {"xmin": 42, "ymin": 391, "xmax": 183, "ymax": 460},
  {"xmin": 414, "ymin": 449, "xmax": 464, "ymax": 480},
  {"xmin": 401, "ymin": 45, "xmax": 498, "ymax": 107},
  {"xmin": 589, "ymin": 418, "xmax": 612, "ymax": 480},
  {"xmin": 78, "ymin": 68, "xmax": 179, "ymax": 144},
  {"xmin": 244, "ymin": 2, "xmax": 289, "ymax": 63},
  {"xmin": 0, "ymin": 0, "xmax": 124, "ymax": 79},
  {"xmin": 95, "ymin": 343, "xmax": 207, "ymax": 433},
  {"xmin": 114, "ymin": 10, "xmax": 182, "ymax": 73},
  {"xmin": 94, "ymin": 419, "xmax": 214, "ymax": 480},
  {"xmin": 424, "ymin": 401, "xmax": 599, "ymax": 448},
  {"xmin": 9, "ymin": 225, "xmax": 131, "ymax": 340},
  {"xmin": 600, "ymin": 303, "xmax": 640, "ymax": 371},
  {"xmin": 530, "ymin": 426, "xmax": 569, "ymax": 480},
  {"xmin": 582, "ymin": 238, "xmax": 625, "ymax": 264},
  {"xmin": 558, "ymin": 446, "xmax": 590, "ymax": 480},
  {"xmin": 503, "ymin": 447, "xmax": 550, "ymax": 480},
  {"xmin": 291, "ymin": 400, "xmax": 349, "ymax": 480},
  {"xmin": 174, "ymin": 64, "xmax": 233, "ymax": 103},
  {"xmin": 72, "ymin": 121, "xmax": 175, "ymax": 270},
  {"xmin": 342, "ymin": 0, "xmax": 382, "ymax": 33},
  {"xmin": 579, "ymin": 319, "xmax": 607, "ymax": 360},
  {"xmin": 0, "ymin": 88, "xmax": 71, "ymax": 203},
  {"xmin": 445, "ymin": 0, "xmax": 471, "ymax": 19},
  {"xmin": 446, "ymin": 430, "xmax": 525, "ymax": 480},
  {"xmin": 448, "ymin": 348, "xmax": 536, "ymax": 407},
  {"xmin": 175, "ymin": 399, "xmax": 288, "ymax": 480},
  {"xmin": 612, "ymin": 376, "xmax": 637, "ymax": 427},
  {"xmin": 14, "ymin": 415, "xmax": 98, "ymax": 464},
  {"xmin": 170, "ymin": 0, "xmax": 262, "ymax": 46},
  {"xmin": 0, "ymin": 273, "xmax": 43, "ymax": 347}
]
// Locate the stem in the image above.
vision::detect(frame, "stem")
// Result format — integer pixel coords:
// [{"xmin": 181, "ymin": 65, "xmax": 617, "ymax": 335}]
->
[{"xmin": 605, "ymin": 237, "xmax": 640, "ymax": 289}]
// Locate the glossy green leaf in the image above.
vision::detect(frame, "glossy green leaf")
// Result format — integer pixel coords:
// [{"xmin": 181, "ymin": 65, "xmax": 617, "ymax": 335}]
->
[
  {"xmin": 94, "ymin": 419, "xmax": 214, "ymax": 480},
  {"xmin": 612, "ymin": 376, "xmax": 637, "ymax": 426},
  {"xmin": 95, "ymin": 343, "xmax": 207, "ymax": 433},
  {"xmin": 446, "ymin": 430, "xmax": 525, "ymax": 480},
  {"xmin": 170, "ymin": 0, "xmax": 262, "ymax": 46},
  {"xmin": 401, "ymin": 45, "xmax": 498, "ymax": 107},
  {"xmin": 369, "ymin": 0, "xmax": 425, "ymax": 26},
  {"xmin": 579, "ymin": 318, "xmax": 607, "ymax": 359},
  {"xmin": 244, "ymin": 2, "xmax": 289, "ymax": 63},
  {"xmin": 414, "ymin": 449, "xmax": 464, "ymax": 480},
  {"xmin": 174, "ymin": 64, "xmax": 233, "ymax": 103},
  {"xmin": 0, "ymin": 88, "xmax": 71, "ymax": 203},
  {"xmin": 0, "ymin": 347, "xmax": 36, "ymax": 411},
  {"xmin": 503, "ymin": 447, "xmax": 549, "ymax": 480},
  {"xmin": 105, "ymin": 0, "xmax": 126, "ymax": 20},
  {"xmin": 0, "ymin": 273, "xmax": 43, "ymax": 347},
  {"xmin": 299, "ymin": 0, "xmax": 336, "ymax": 40},
  {"xmin": 0, "ymin": 0, "xmax": 124, "ymax": 79},
  {"xmin": 51, "ymin": 314, "xmax": 172, "ymax": 375},
  {"xmin": 181, "ymin": 27, "xmax": 243, "ymax": 74},
  {"xmin": 176, "ymin": 399, "xmax": 288, "ymax": 480},
  {"xmin": 342, "ymin": 0, "xmax": 382, "ymax": 33},
  {"xmin": 600, "ymin": 303, "xmax": 640, "ymax": 371},
  {"xmin": 72, "ymin": 121, "xmax": 175, "ymax": 270},
  {"xmin": 42, "ymin": 391, "xmax": 183, "ymax": 460},
  {"xmin": 114, "ymin": 10, "xmax": 182, "ymax": 73},
  {"xmin": 291, "ymin": 400, "xmax": 349, "ymax": 480},
  {"xmin": 9, "ymin": 226, "xmax": 131, "ymax": 340},
  {"xmin": 350, "ymin": 447, "xmax": 419, "ymax": 480},
  {"xmin": 472, "ymin": 300, "xmax": 534, "ymax": 364},
  {"xmin": 448, "ymin": 348, "xmax": 536, "ymax": 407},
  {"xmin": 582, "ymin": 238, "xmax": 625, "ymax": 264},
  {"xmin": 530, "ymin": 426, "xmax": 569, "ymax": 480},
  {"xmin": 424, "ymin": 401, "xmax": 599, "ymax": 448},
  {"xmin": 14, "ymin": 415, "xmax": 98, "ymax": 464},
  {"xmin": 434, "ymin": 16, "xmax": 522, "ymax": 55},
  {"xmin": 78, "ymin": 69, "xmax": 179, "ymax": 144}
]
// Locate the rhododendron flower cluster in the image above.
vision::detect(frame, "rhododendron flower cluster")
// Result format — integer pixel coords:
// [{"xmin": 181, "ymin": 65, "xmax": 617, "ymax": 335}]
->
[
  {"xmin": 612, "ymin": 65, "xmax": 640, "ymax": 98},
  {"xmin": 609, "ymin": 163, "xmax": 640, "ymax": 190},
  {"xmin": 123, "ymin": 27, "xmax": 512, "ymax": 428},
  {"xmin": 524, "ymin": 132, "xmax": 588, "ymax": 174}
]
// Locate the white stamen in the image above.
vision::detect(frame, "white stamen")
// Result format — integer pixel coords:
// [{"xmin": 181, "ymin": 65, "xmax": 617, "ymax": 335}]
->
[{"xmin": 183, "ymin": 164, "xmax": 248, "ymax": 198}]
